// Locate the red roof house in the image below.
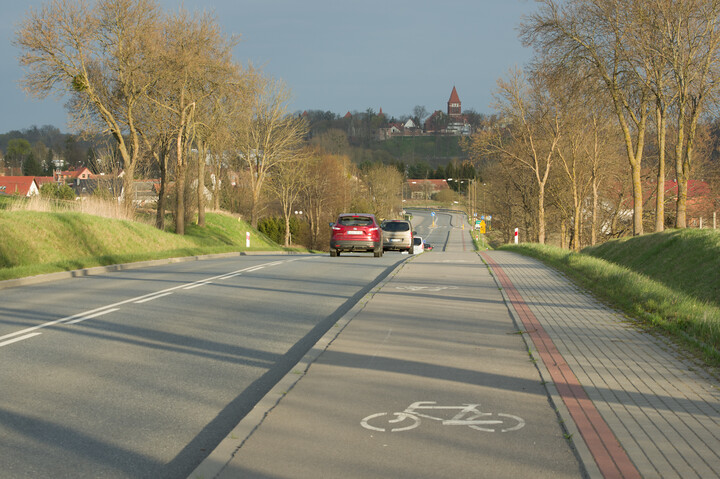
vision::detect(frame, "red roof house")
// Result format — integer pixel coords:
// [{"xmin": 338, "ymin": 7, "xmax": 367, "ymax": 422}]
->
[
  {"xmin": 55, "ymin": 166, "xmax": 92, "ymax": 183},
  {"xmin": 0, "ymin": 176, "xmax": 40, "ymax": 197}
]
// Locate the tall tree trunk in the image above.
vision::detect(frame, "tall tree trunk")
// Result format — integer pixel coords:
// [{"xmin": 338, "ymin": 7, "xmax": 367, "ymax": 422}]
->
[
  {"xmin": 156, "ymin": 149, "xmax": 168, "ymax": 230},
  {"xmin": 591, "ymin": 178, "xmax": 599, "ymax": 246},
  {"xmin": 655, "ymin": 102, "xmax": 666, "ymax": 232},
  {"xmin": 284, "ymin": 211, "xmax": 291, "ymax": 247},
  {"xmin": 537, "ymin": 185, "xmax": 546, "ymax": 244},
  {"xmin": 674, "ymin": 100, "xmax": 687, "ymax": 228},
  {"xmin": 175, "ymin": 130, "xmax": 186, "ymax": 235},
  {"xmin": 573, "ymin": 191, "xmax": 581, "ymax": 251},
  {"xmin": 610, "ymin": 86, "xmax": 648, "ymax": 236},
  {"xmin": 197, "ymin": 140, "xmax": 206, "ymax": 228}
]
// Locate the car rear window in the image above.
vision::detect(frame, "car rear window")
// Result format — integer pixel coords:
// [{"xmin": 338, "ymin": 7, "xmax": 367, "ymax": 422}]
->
[
  {"xmin": 338, "ymin": 216, "xmax": 373, "ymax": 226},
  {"xmin": 382, "ymin": 221, "xmax": 410, "ymax": 232}
]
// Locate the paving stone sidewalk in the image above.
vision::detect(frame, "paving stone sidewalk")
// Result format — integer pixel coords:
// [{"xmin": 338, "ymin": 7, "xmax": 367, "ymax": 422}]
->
[{"xmin": 483, "ymin": 250, "xmax": 720, "ymax": 479}]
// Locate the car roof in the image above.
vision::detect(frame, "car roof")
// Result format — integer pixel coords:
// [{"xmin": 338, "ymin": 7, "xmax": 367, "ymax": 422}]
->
[{"xmin": 338, "ymin": 213, "xmax": 376, "ymax": 218}]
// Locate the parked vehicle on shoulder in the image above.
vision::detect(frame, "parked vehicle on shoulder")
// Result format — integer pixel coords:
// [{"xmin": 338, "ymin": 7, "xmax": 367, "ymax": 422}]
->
[
  {"xmin": 381, "ymin": 219, "xmax": 414, "ymax": 254},
  {"xmin": 329, "ymin": 213, "xmax": 383, "ymax": 257},
  {"xmin": 412, "ymin": 236, "xmax": 424, "ymax": 254}
]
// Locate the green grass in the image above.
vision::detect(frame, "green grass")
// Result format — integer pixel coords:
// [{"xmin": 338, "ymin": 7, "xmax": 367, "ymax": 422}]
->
[
  {"xmin": 471, "ymin": 231, "xmax": 491, "ymax": 251},
  {"xmin": 0, "ymin": 210, "xmax": 290, "ymax": 281},
  {"xmin": 501, "ymin": 232, "xmax": 720, "ymax": 366},
  {"xmin": 582, "ymin": 229, "xmax": 720, "ymax": 308}
]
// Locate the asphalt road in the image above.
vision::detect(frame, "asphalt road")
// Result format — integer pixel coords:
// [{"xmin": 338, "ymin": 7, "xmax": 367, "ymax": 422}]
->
[
  {"xmin": 205, "ymin": 208, "xmax": 582, "ymax": 478},
  {"xmin": 0, "ymin": 250, "xmax": 407, "ymax": 478}
]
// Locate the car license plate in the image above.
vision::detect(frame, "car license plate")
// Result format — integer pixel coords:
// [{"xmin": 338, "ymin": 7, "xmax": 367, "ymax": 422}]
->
[
  {"xmin": 347, "ymin": 230, "xmax": 362, "ymax": 235},
  {"xmin": 390, "ymin": 238, "xmax": 401, "ymax": 242}
]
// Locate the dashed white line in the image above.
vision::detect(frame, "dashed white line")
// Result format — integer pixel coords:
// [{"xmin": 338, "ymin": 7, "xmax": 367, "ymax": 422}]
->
[
  {"xmin": 134, "ymin": 292, "xmax": 174, "ymax": 303},
  {"xmin": 65, "ymin": 308, "xmax": 120, "ymax": 325}
]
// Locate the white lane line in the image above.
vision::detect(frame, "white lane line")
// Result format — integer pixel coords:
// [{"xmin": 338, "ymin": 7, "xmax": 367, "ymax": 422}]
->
[
  {"xmin": 66, "ymin": 308, "xmax": 120, "ymax": 325},
  {"xmin": 0, "ymin": 332, "xmax": 42, "ymax": 348},
  {"xmin": 0, "ymin": 259, "xmax": 284, "ymax": 343},
  {"xmin": 135, "ymin": 292, "xmax": 174, "ymax": 304},
  {"xmin": 245, "ymin": 266, "xmax": 265, "ymax": 272}
]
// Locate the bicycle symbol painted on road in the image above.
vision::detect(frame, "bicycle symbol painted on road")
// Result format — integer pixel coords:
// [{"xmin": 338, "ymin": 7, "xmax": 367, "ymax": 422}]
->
[{"xmin": 361, "ymin": 401, "xmax": 525, "ymax": 433}]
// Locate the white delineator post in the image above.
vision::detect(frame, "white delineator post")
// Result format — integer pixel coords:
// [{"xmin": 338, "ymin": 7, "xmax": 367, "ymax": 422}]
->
[
  {"xmin": 246, "ymin": 231, "xmax": 250, "ymax": 248},
  {"xmin": 514, "ymin": 228, "xmax": 518, "ymax": 244}
]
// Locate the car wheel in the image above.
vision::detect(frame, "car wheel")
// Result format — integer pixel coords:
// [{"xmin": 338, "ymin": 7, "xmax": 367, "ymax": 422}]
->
[
  {"xmin": 408, "ymin": 247, "xmax": 414, "ymax": 255},
  {"xmin": 374, "ymin": 247, "xmax": 383, "ymax": 258},
  {"xmin": 330, "ymin": 249, "xmax": 338, "ymax": 257}
]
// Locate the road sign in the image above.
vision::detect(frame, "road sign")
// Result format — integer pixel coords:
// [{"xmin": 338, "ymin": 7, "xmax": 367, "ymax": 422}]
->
[{"xmin": 431, "ymin": 211, "xmax": 435, "ymax": 216}]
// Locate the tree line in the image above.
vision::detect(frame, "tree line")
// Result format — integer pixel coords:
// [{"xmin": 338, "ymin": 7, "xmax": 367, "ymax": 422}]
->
[
  {"xmin": 464, "ymin": 0, "xmax": 720, "ymax": 249},
  {"xmin": 0, "ymin": 125, "xmax": 95, "ymax": 176}
]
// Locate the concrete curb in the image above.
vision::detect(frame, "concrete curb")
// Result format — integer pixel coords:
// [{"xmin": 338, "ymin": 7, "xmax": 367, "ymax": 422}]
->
[
  {"xmin": 478, "ymin": 251, "xmax": 599, "ymax": 479},
  {"xmin": 187, "ymin": 256, "xmax": 413, "ymax": 479},
  {"xmin": 0, "ymin": 250, "xmax": 299, "ymax": 291}
]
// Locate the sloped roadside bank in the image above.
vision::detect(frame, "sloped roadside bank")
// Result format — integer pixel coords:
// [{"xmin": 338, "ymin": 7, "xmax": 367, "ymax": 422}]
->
[{"xmin": 0, "ymin": 209, "xmax": 302, "ymax": 283}]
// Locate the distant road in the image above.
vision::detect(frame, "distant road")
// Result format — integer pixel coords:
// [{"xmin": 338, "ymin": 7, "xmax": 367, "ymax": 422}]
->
[{"xmin": 0, "ymin": 252, "xmax": 406, "ymax": 478}]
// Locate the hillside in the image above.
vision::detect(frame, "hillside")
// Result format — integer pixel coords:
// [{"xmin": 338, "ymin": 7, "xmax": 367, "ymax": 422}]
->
[
  {"xmin": 582, "ymin": 229, "xmax": 720, "ymax": 308},
  {"xmin": 0, "ymin": 210, "xmax": 281, "ymax": 281},
  {"xmin": 375, "ymin": 136, "xmax": 466, "ymax": 164}
]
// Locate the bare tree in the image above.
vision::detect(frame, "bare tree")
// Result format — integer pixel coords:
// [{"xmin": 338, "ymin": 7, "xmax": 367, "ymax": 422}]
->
[
  {"xmin": 523, "ymin": 0, "xmax": 652, "ymax": 236},
  {"xmin": 655, "ymin": 0, "xmax": 720, "ymax": 227},
  {"xmin": 268, "ymin": 150, "xmax": 310, "ymax": 247},
  {"xmin": 147, "ymin": 9, "xmax": 236, "ymax": 234},
  {"xmin": 359, "ymin": 163, "xmax": 404, "ymax": 220},
  {"xmin": 474, "ymin": 68, "xmax": 560, "ymax": 244},
  {"xmin": 235, "ymin": 75, "xmax": 309, "ymax": 228},
  {"xmin": 301, "ymin": 151, "xmax": 353, "ymax": 249},
  {"xmin": 16, "ymin": 0, "xmax": 162, "ymax": 212}
]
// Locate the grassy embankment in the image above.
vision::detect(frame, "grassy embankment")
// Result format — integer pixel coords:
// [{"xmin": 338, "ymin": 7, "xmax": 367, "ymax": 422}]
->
[
  {"xmin": 0, "ymin": 203, "xmax": 288, "ymax": 281},
  {"xmin": 487, "ymin": 229, "xmax": 720, "ymax": 367}
]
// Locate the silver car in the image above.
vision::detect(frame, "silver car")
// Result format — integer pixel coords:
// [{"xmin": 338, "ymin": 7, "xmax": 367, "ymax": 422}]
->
[{"xmin": 381, "ymin": 220, "xmax": 414, "ymax": 254}]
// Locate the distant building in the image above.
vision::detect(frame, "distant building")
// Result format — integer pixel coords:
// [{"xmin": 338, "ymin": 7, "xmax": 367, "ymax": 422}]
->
[
  {"xmin": 448, "ymin": 86, "xmax": 462, "ymax": 117},
  {"xmin": 422, "ymin": 86, "xmax": 472, "ymax": 136},
  {"xmin": 55, "ymin": 166, "xmax": 92, "ymax": 183}
]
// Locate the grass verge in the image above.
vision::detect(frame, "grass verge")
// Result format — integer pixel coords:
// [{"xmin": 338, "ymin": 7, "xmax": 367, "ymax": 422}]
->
[
  {"xmin": 501, "ymin": 236, "xmax": 720, "ymax": 368},
  {"xmin": 471, "ymin": 230, "xmax": 492, "ymax": 251},
  {"xmin": 0, "ymin": 209, "xmax": 301, "ymax": 282}
]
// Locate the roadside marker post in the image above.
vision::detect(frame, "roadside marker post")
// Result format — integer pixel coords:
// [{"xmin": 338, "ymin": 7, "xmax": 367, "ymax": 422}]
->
[
  {"xmin": 514, "ymin": 228, "xmax": 518, "ymax": 244},
  {"xmin": 246, "ymin": 231, "xmax": 250, "ymax": 248}
]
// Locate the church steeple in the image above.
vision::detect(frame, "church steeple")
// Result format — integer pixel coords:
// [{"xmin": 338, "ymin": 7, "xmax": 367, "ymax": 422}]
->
[{"xmin": 447, "ymin": 86, "xmax": 461, "ymax": 117}]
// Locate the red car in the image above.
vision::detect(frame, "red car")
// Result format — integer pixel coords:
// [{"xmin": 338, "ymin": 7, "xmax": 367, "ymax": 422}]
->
[{"xmin": 329, "ymin": 213, "xmax": 383, "ymax": 257}]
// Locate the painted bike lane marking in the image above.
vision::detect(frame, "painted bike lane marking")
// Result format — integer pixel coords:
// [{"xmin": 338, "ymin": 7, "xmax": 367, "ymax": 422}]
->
[{"xmin": 361, "ymin": 401, "xmax": 525, "ymax": 433}]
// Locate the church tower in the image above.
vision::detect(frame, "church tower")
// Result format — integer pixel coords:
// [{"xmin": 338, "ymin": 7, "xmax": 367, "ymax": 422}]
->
[{"xmin": 447, "ymin": 86, "xmax": 461, "ymax": 117}]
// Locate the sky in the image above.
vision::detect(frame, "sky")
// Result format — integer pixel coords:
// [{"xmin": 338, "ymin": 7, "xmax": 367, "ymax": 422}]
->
[{"xmin": 0, "ymin": 0, "xmax": 537, "ymax": 134}]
